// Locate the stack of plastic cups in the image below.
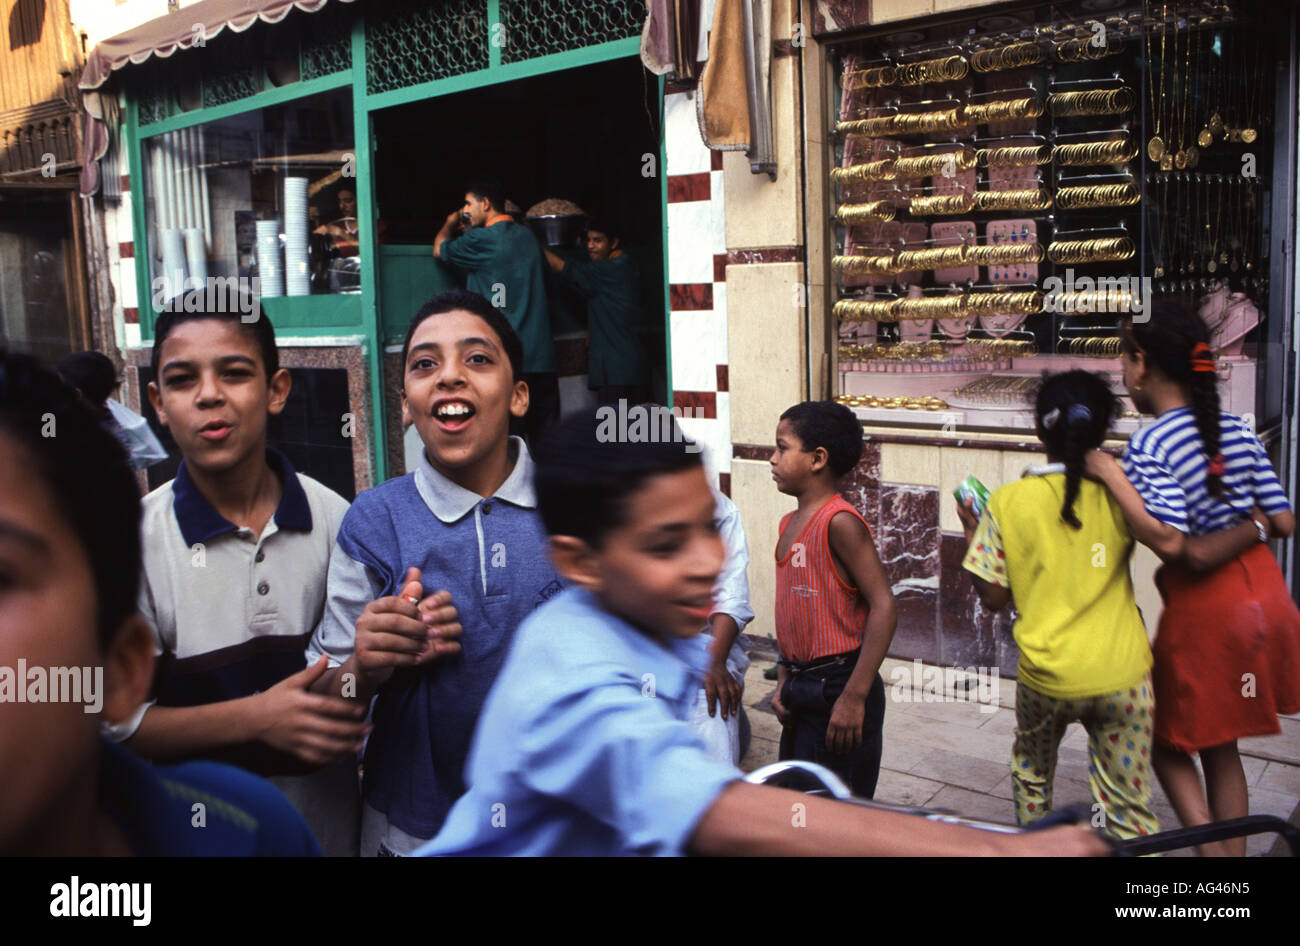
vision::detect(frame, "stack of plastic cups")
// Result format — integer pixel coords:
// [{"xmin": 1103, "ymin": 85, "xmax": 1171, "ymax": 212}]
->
[
  {"xmin": 284, "ymin": 177, "xmax": 310, "ymax": 296},
  {"xmin": 183, "ymin": 228, "xmax": 208, "ymax": 292},
  {"xmin": 255, "ymin": 219, "xmax": 284, "ymax": 297},
  {"xmin": 159, "ymin": 229, "xmax": 188, "ymax": 305}
]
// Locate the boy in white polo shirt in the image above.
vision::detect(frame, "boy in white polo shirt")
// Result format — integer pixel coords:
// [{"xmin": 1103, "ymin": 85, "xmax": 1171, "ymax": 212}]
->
[{"xmin": 105, "ymin": 293, "xmax": 366, "ymax": 856}]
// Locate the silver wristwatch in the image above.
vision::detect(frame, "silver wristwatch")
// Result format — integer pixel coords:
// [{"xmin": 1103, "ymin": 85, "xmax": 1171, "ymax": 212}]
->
[{"xmin": 1254, "ymin": 518, "xmax": 1269, "ymax": 543}]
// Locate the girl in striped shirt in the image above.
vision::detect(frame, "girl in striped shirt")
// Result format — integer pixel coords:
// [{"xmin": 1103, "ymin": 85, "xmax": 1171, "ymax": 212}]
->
[{"xmin": 1087, "ymin": 302, "xmax": 1299, "ymax": 855}]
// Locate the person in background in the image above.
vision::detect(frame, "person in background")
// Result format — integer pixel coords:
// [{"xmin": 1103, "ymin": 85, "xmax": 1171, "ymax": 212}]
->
[
  {"xmin": 687, "ymin": 485, "xmax": 754, "ymax": 764},
  {"xmin": 315, "ymin": 186, "xmax": 360, "ymax": 258},
  {"xmin": 434, "ymin": 177, "xmax": 559, "ymax": 444},
  {"xmin": 769, "ymin": 400, "xmax": 895, "ymax": 798},
  {"xmin": 104, "ymin": 297, "xmax": 364, "ymax": 856},
  {"xmin": 57, "ymin": 350, "xmax": 166, "ymax": 472},
  {"xmin": 1089, "ymin": 304, "xmax": 1298, "ymax": 855},
  {"xmin": 544, "ymin": 220, "xmax": 652, "ymax": 405},
  {"xmin": 0, "ymin": 350, "xmax": 320, "ymax": 856}
]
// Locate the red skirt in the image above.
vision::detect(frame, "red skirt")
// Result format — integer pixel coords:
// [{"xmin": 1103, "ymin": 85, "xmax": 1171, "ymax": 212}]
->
[{"xmin": 1153, "ymin": 542, "xmax": 1300, "ymax": 753}]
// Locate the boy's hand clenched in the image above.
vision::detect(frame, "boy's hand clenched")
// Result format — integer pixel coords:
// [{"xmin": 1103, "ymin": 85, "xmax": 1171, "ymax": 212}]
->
[
  {"xmin": 355, "ymin": 567, "xmax": 463, "ymax": 688},
  {"xmin": 253, "ymin": 655, "xmax": 370, "ymax": 767}
]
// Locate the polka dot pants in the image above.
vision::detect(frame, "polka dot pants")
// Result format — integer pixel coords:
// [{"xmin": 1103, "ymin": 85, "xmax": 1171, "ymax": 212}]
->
[{"xmin": 1011, "ymin": 675, "xmax": 1160, "ymax": 841}]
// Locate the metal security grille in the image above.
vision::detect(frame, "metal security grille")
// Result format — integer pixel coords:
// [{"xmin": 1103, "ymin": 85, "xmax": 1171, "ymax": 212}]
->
[
  {"xmin": 301, "ymin": 4, "xmax": 353, "ymax": 80},
  {"xmin": 201, "ymin": 30, "xmax": 263, "ymax": 107},
  {"xmin": 498, "ymin": 0, "xmax": 643, "ymax": 64},
  {"xmin": 365, "ymin": 0, "xmax": 490, "ymax": 95},
  {"xmin": 135, "ymin": 61, "xmax": 171, "ymax": 126}
]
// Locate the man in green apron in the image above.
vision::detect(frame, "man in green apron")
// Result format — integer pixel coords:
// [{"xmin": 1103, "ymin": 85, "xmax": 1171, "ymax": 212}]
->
[
  {"xmin": 544, "ymin": 219, "xmax": 652, "ymax": 405},
  {"xmin": 435, "ymin": 178, "xmax": 559, "ymax": 442}
]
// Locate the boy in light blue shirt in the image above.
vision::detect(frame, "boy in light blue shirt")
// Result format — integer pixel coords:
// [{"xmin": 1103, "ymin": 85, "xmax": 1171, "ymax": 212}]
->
[{"xmin": 419, "ymin": 409, "xmax": 1112, "ymax": 856}]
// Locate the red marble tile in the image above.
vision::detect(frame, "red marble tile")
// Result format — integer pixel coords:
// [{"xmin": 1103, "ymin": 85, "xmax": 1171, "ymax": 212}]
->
[
  {"xmin": 671, "ymin": 390, "xmax": 717, "ymax": 419},
  {"xmin": 838, "ymin": 439, "xmax": 881, "ymax": 533},
  {"xmin": 812, "ymin": 0, "xmax": 871, "ymax": 36},
  {"xmin": 667, "ymin": 172, "xmax": 711, "ymax": 203},
  {"xmin": 733, "ymin": 443, "xmax": 774, "ymax": 462},
  {"xmin": 719, "ymin": 472, "xmax": 731, "ymax": 497},
  {"xmin": 123, "ymin": 306, "xmax": 139, "ymax": 324},
  {"xmin": 716, "ymin": 364, "xmax": 728, "ymax": 392},
  {"xmin": 669, "ymin": 283, "xmax": 713, "ymax": 311},
  {"xmin": 711, "ymin": 149, "xmax": 724, "ymax": 171},
  {"xmin": 713, "ymin": 253, "xmax": 728, "ymax": 283},
  {"xmin": 877, "ymin": 484, "xmax": 939, "ymax": 583},
  {"xmin": 119, "ymin": 174, "xmax": 131, "ymax": 193},
  {"xmin": 118, "ymin": 242, "xmax": 134, "ymax": 259}
]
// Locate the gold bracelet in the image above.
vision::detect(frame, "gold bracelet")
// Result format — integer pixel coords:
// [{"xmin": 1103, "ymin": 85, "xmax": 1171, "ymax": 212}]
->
[
  {"xmin": 908, "ymin": 192, "xmax": 975, "ymax": 216},
  {"xmin": 893, "ymin": 244, "xmax": 972, "ymax": 271},
  {"xmin": 834, "ymin": 298, "xmax": 901, "ymax": 322},
  {"xmin": 838, "ymin": 341, "xmax": 948, "ymax": 361},
  {"xmin": 964, "ymin": 96, "xmax": 1045, "ymax": 125},
  {"xmin": 1054, "ymin": 182, "xmax": 1141, "ymax": 209},
  {"xmin": 830, "ymin": 159, "xmax": 899, "ymax": 184},
  {"xmin": 896, "ymin": 55, "xmax": 969, "ymax": 86},
  {"xmin": 843, "ymin": 65, "xmax": 898, "ymax": 90},
  {"xmin": 836, "ymin": 201, "xmax": 898, "ymax": 225},
  {"xmin": 973, "ymin": 187, "xmax": 1054, "ymax": 212},
  {"xmin": 1045, "ymin": 236, "xmax": 1136, "ymax": 264},
  {"xmin": 1047, "ymin": 87, "xmax": 1135, "ymax": 118},
  {"xmin": 967, "ymin": 242, "xmax": 1045, "ymax": 266},
  {"xmin": 832, "ymin": 254, "xmax": 896, "ymax": 275},
  {"xmin": 892, "ymin": 149, "xmax": 976, "ymax": 180},
  {"xmin": 965, "ymin": 338, "xmax": 1038, "ymax": 357},
  {"xmin": 977, "ymin": 144, "xmax": 1053, "ymax": 168},
  {"xmin": 1052, "ymin": 138, "xmax": 1139, "ymax": 167},
  {"xmin": 971, "ymin": 41, "xmax": 1043, "ymax": 73},
  {"xmin": 966, "ymin": 290, "xmax": 1045, "ymax": 315},
  {"xmin": 1046, "ymin": 288, "xmax": 1135, "ymax": 314},
  {"xmin": 1055, "ymin": 35, "xmax": 1118, "ymax": 63},
  {"xmin": 893, "ymin": 295, "xmax": 968, "ymax": 320},
  {"xmin": 836, "ymin": 394, "xmax": 951, "ymax": 411}
]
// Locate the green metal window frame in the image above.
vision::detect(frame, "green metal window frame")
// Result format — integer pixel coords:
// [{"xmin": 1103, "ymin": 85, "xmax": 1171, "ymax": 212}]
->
[{"xmin": 124, "ymin": 3, "xmax": 660, "ymax": 484}]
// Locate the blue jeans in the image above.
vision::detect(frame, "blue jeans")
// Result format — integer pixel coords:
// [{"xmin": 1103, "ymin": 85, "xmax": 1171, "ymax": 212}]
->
[{"xmin": 778, "ymin": 655, "xmax": 886, "ymax": 798}]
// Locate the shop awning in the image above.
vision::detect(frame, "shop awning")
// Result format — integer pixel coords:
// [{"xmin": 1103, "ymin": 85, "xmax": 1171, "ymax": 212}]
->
[
  {"xmin": 77, "ymin": 0, "xmax": 355, "ymax": 196},
  {"xmin": 79, "ymin": 0, "xmax": 355, "ymax": 92}
]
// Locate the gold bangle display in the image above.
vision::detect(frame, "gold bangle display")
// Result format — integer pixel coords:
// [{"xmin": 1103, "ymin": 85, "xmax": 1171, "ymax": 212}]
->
[
  {"xmin": 834, "ymin": 299, "xmax": 901, "ymax": 322},
  {"xmin": 1061, "ymin": 335, "xmax": 1122, "ymax": 358},
  {"xmin": 973, "ymin": 187, "xmax": 1053, "ymax": 212},
  {"xmin": 892, "ymin": 149, "xmax": 976, "ymax": 180},
  {"xmin": 1054, "ymin": 182, "xmax": 1141, "ymax": 209},
  {"xmin": 893, "ymin": 244, "xmax": 972, "ymax": 271},
  {"xmin": 843, "ymin": 65, "xmax": 898, "ymax": 90},
  {"xmin": 893, "ymin": 295, "xmax": 969, "ymax": 320},
  {"xmin": 830, "ymin": 159, "xmax": 899, "ymax": 184},
  {"xmin": 839, "ymin": 341, "xmax": 948, "ymax": 361},
  {"xmin": 965, "ymin": 338, "xmax": 1038, "ymax": 357},
  {"xmin": 953, "ymin": 374, "xmax": 1042, "ymax": 404},
  {"xmin": 832, "ymin": 254, "xmax": 896, "ymax": 276},
  {"xmin": 977, "ymin": 144, "xmax": 1052, "ymax": 168},
  {"xmin": 1055, "ymin": 36, "xmax": 1119, "ymax": 63},
  {"xmin": 965, "ymin": 290, "xmax": 1045, "ymax": 315},
  {"xmin": 964, "ymin": 96, "xmax": 1045, "ymax": 125},
  {"xmin": 836, "ymin": 394, "xmax": 951, "ymax": 411},
  {"xmin": 967, "ymin": 242, "xmax": 1045, "ymax": 266},
  {"xmin": 971, "ymin": 41, "xmax": 1043, "ymax": 73},
  {"xmin": 896, "ymin": 55, "xmax": 969, "ymax": 86},
  {"xmin": 1045, "ymin": 288, "xmax": 1136, "ymax": 314},
  {"xmin": 908, "ymin": 192, "xmax": 975, "ymax": 216},
  {"xmin": 836, "ymin": 201, "xmax": 898, "ymax": 225},
  {"xmin": 1052, "ymin": 138, "xmax": 1139, "ymax": 167},
  {"xmin": 1047, "ymin": 87, "xmax": 1136, "ymax": 118},
  {"xmin": 836, "ymin": 106, "xmax": 971, "ymax": 138},
  {"xmin": 1045, "ymin": 236, "xmax": 1136, "ymax": 264}
]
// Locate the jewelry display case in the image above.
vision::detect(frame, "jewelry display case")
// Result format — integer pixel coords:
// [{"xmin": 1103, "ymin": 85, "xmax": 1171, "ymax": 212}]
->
[{"xmin": 826, "ymin": 1, "xmax": 1276, "ymax": 435}]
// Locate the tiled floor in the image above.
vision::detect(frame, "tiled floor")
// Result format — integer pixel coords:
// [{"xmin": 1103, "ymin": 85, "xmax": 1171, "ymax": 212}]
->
[{"xmin": 737, "ymin": 647, "xmax": 1300, "ymax": 857}]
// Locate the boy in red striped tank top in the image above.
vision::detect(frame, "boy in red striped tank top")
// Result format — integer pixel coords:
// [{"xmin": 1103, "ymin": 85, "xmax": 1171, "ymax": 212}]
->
[{"xmin": 770, "ymin": 401, "xmax": 897, "ymax": 797}]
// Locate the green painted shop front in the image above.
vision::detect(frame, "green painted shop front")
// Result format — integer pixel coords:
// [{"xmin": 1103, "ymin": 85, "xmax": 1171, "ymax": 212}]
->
[{"xmin": 123, "ymin": 0, "xmax": 664, "ymax": 484}]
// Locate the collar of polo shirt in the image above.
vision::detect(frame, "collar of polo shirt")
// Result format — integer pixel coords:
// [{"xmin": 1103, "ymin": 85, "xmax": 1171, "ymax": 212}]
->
[
  {"xmin": 171, "ymin": 448, "xmax": 313, "ymax": 547},
  {"xmin": 412, "ymin": 435, "xmax": 537, "ymax": 523}
]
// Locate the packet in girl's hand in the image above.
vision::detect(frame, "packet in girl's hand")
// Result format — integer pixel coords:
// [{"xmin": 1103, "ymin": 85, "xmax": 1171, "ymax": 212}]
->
[{"xmin": 954, "ymin": 474, "xmax": 991, "ymax": 520}]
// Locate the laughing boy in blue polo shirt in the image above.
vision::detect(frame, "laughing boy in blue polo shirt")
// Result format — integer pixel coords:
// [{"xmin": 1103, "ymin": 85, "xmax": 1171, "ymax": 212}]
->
[
  {"xmin": 308, "ymin": 289, "xmax": 561, "ymax": 856},
  {"xmin": 106, "ymin": 296, "xmax": 366, "ymax": 856},
  {"xmin": 418, "ymin": 410, "xmax": 1114, "ymax": 856}
]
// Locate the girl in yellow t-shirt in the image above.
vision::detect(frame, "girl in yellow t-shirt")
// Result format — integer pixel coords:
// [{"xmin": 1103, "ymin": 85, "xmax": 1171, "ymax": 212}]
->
[{"xmin": 956, "ymin": 370, "xmax": 1159, "ymax": 840}]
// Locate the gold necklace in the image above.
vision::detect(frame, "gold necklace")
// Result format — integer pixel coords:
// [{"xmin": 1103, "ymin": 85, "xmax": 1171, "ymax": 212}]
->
[
  {"xmin": 1148, "ymin": 2, "xmax": 1170, "ymax": 162},
  {"xmin": 1175, "ymin": 10, "xmax": 1196, "ymax": 169}
]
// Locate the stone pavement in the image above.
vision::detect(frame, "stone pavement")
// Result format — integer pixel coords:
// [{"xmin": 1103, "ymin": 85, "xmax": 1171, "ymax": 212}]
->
[{"xmin": 736, "ymin": 640, "xmax": 1300, "ymax": 857}]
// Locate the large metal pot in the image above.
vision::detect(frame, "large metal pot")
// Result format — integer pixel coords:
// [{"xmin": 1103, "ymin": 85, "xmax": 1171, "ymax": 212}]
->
[{"xmin": 525, "ymin": 213, "xmax": 587, "ymax": 248}]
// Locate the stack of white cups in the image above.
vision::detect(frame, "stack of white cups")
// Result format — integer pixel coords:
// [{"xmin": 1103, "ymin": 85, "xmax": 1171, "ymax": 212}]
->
[
  {"xmin": 284, "ymin": 177, "xmax": 310, "ymax": 296},
  {"xmin": 255, "ymin": 219, "xmax": 284, "ymax": 297},
  {"xmin": 159, "ymin": 229, "xmax": 188, "ymax": 303}
]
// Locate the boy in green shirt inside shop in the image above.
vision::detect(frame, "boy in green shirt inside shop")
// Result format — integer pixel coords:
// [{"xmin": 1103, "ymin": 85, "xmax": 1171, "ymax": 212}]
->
[
  {"xmin": 435, "ymin": 177, "xmax": 559, "ymax": 441},
  {"xmin": 544, "ymin": 218, "xmax": 651, "ymax": 406}
]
